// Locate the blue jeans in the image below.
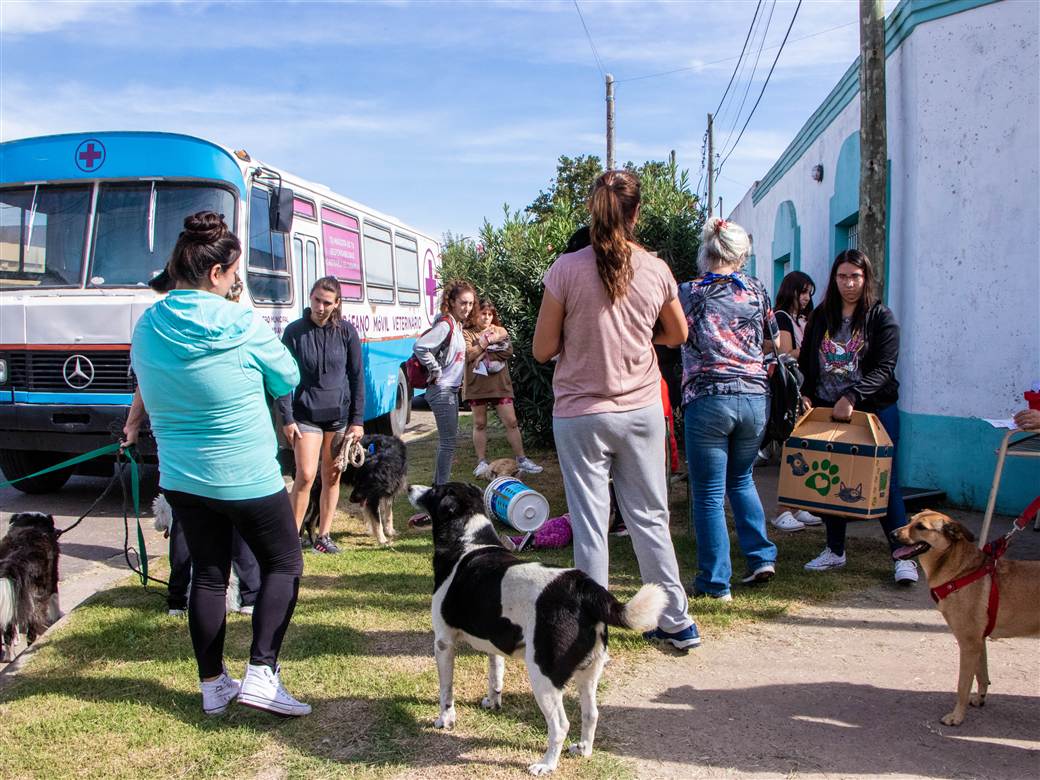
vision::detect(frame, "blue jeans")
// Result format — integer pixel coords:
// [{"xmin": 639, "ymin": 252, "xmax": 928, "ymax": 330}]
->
[
  {"xmin": 685, "ymin": 394, "xmax": 777, "ymax": 596},
  {"xmin": 823, "ymin": 403, "xmax": 908, "ymax": 557}
]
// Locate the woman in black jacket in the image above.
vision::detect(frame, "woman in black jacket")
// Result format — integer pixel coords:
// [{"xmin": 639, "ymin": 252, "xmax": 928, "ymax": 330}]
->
[
  {"xmin": 278, "ymin": 277, "xmax": 365, "ymax": 554},
  {"xmin": 798, "ymin": 250, "xmax": 917, "ymax": 585}
]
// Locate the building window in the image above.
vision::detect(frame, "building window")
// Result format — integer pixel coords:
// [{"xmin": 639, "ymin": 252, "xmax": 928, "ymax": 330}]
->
[
  {"xmin": 395, "ymin": 233, "xmax": 420, "ymax": 306},
  {"xmin": 846, "ymin": 221, "xmax": 859, "ymax": 251},
  {"xmin": 248, "ymin": 187, "xmax": 292, "ymax": 304},
  {"xmin": 363, "ymin": 222, "xmax": 394, "ymax": 304}
]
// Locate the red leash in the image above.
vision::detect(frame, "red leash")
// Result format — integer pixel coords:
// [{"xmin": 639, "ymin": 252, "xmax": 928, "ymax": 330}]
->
[{"xmin": 930, "ymin": 495, "xmax": 1040, "ymax": 637}]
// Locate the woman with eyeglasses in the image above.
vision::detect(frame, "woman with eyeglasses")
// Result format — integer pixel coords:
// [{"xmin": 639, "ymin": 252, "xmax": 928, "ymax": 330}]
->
[{"xmin": 799, "ymin": 249, "xmax": 916, "ymax": 585}]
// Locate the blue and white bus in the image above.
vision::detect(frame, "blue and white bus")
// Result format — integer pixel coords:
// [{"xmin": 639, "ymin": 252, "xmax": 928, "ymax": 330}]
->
[{"xmin": 0, "ymin": 131, "xmax": 440, "ymax": 492}]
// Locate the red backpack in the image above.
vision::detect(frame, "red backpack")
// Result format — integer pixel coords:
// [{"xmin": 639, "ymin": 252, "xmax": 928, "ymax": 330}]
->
[{"xmin": 405, "ymin": 317, "xmax": 454, "ymax": 389}]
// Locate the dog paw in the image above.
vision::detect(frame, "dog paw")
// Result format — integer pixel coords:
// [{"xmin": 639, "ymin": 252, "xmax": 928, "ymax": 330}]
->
[
  {"xmin": 481, "ymin": 694, "xmax": 502, "ymax": 710},
  {"xmin": 528, "ymin": 762, "xmax": 556, "ymax": 776},
  {"xmin": 434, "ymin": 711, "xmax": 456, "ymax": 730},
  {"xmin": 940, "ymin": 711, "xmax": 964, "ymax": 726},
  {"xmin": 970, "ymin": 693, "xmax": 986, "ymax": 708},
  {"xmin": 568, "ymin": 741, "xmax": 592, "ymax": 757}
]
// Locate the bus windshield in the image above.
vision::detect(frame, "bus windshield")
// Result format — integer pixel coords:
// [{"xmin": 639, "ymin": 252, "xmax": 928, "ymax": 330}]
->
[
  {"xmin": 89, "ymin": 183, "xmax": 236, "ymax": 287},
  {"xmin": 0, "ymin": 182, "xmax": 236, "ymax": 289}
]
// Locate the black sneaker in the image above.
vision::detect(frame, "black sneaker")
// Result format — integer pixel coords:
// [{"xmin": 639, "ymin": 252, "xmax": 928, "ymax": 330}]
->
[{"xmin": 313, "ymin": 534, "xmax": 341, "ymax": 554}]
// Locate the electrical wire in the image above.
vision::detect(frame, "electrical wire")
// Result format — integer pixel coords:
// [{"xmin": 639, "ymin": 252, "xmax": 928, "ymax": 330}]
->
[
  {"xmin": 616, "ymin": 18, "xmax": 853, "ymax": 84},
  {"xmin": 718, "ymin": 0, "xmax": 777, "ymax": 159},
  {"xmin": 573, "ymin": 0, "xmax": 605, "ymax": 78},
  {"xmin": 717, "ymin": 0, "xmax": 803, "ymax": 173},
  {"xmin": 713, "ymin": 1, "xmax": 769, "ymax": 138},
  {"xmin": 712, "ymin": 0, "xmax": 763, "ymax": 117}
]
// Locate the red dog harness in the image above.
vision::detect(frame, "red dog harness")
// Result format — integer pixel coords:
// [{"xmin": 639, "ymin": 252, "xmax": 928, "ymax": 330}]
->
[{"xmin": 930, "ymin": 496, "xmax": 1040, "ymax": 638}]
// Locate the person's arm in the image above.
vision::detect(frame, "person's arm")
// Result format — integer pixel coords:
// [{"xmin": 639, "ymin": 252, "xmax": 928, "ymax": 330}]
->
[
  {"xmin": 843, "ymin": 307, "xmax": 899, "ymax": 409},
  {"xmin": 413, "ymin": 319, "xmax": 451, "ymax": 382},
  {"xmin": 652, "ymin": 297, "xmax": 688, "ymax": 346},
  {"xmin": 465, "ymin": 329, "xmax": 488, "ymax": 363},
  {"xmin": 344, "ymin": 323, "xmax": 366, "ymax": 437},
  {"xmin": 251, "ymin": 319, "xmax": 300, "ymax": 400},
  {"xmin": 1013, "ymin": 408, "xmax": 1040, "ymax": 430},
  {"xmin": 533, "ymin": 290, "xmax": 564, "ymax": 362},
  {"xmin": 492, "ymin": 327, "xmax": 514, "ymax": 360},
  {"xmin": 122, "ymin": 388, "xmax": 148, "ymax": 448}
]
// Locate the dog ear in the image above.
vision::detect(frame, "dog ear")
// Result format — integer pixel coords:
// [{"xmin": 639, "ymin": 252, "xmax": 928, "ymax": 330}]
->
[
  {"xmin": 439, "ymin": 493, "xmax": 459, "ymax": 518},
  {"xmin": 942, "ymin": 519, "xmax": 975, "ymax": 543}
]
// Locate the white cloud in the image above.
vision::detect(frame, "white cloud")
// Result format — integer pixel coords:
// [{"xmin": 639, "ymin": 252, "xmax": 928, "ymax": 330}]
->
[{"xmin": 0, "ymin": 0, "xmax": 142, "ymax": 35}]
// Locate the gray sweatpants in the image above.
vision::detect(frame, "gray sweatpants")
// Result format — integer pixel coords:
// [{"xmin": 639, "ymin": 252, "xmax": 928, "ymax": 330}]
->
[
  {"xmin": 426, "ymin": 382, "xmax": 459, "ymax": 485},
  {"xmin": 553, "ymin": 403, "xmax": 693, "ymax": 633}
]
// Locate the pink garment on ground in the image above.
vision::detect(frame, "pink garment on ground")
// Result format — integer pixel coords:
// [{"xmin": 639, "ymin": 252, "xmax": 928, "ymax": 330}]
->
[{"xmin": 542, "ymin": 244, "xmax": 677, "ymax": 418}]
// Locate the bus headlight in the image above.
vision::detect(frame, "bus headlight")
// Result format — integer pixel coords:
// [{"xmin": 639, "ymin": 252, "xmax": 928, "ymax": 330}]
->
[{"xmin": 0, "ymin": 358, "xmax": 7, "ymax": 384}]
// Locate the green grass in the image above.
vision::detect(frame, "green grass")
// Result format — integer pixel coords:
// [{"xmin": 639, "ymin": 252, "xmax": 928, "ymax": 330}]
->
[{"xmin": 0, "ymin": 414, "xmax": 890, "ymax": 779}]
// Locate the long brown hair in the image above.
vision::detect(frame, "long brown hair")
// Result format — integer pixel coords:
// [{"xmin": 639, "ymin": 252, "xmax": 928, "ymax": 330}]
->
[
  {"xmin": 589, "ymin": 170, "xmax": 640, "ymax": 303},
  {"xmin": 439, "ymin": 278, "xmax": 477, "ymax": 317},
  {"xmin": 310, "ymin": 276, "xmax": 343, "ymax": 326}
]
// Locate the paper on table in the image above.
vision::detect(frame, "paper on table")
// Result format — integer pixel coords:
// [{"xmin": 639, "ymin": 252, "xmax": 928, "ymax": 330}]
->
[{"xmin": 983, "ymin": 418, "xmax": 1019, "ymax": 430}]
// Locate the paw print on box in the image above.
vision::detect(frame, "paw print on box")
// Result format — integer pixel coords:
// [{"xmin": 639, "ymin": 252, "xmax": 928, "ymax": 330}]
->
[{"xmin": 805, "ymin": 459, "xmax": 841, "ymax": 497}]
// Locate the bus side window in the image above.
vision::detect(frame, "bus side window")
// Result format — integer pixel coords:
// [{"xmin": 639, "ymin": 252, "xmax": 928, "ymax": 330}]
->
[
  {"xmin": 395, "ymin": 233, "xmax": 420, "ymax": 306},
  {"xmin": 306, "ymin": 240, "xmax": 319, "ymax": 289},
  {"xmin": 248, "ymin": 188, "xmax": 292, "ymax": 305},
  {"xmin": 363, "ymin": 222, "xmax": 394, "ymax": 304}
]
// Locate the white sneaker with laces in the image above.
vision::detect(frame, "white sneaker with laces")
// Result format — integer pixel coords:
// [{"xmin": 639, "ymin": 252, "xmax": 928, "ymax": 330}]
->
[
  {"xmin": 517, "ymin": 456, "xmax": 543, "ymax": 474},
  {"xmin": 894, "ymin": 559, "xmax": 919, "ymax": 585},
  {"xmin": 794, "ymin": 510, "xmax": 823, "ymax": 526},
  {"xmin": 201, "ymin": 671, "xmax": 240, "ymax": 716},
  {"xmin": 238, "ymin": 663, "xmax": 311, "ymax": 717},
  {"xmin": 770, "ymin": 511, "xmax": 805, "ymax": 532},
  {"xmin": 473, "ymin": 461, "xmax": 489, "ymax": 478},
  {"xmin": 804, "ymin": 548, "xmax": 847, "ymax": 571}
]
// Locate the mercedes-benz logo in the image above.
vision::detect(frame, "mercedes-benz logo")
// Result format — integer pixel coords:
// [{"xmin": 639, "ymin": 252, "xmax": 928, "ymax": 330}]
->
[{"xmin": 62, "ymin": 355, "xmax": 95, "ymax": 389}]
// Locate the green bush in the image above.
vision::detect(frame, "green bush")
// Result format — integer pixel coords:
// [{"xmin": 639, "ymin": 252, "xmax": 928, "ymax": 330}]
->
[{"xmin": 440, "ymin": 155, "xmax": 703, "ymax": 445}]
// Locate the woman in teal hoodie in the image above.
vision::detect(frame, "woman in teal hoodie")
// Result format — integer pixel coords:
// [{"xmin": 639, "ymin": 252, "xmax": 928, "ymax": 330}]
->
[{"xmin": 125, "ymin": 212, "xmax": 308, "ymax": 718}]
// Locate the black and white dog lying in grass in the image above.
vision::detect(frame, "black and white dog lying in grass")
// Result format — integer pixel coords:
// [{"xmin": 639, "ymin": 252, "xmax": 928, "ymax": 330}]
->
[
  {"xmin": 0, "ymin": 512, "xmax": 62, "ymax": 663},
  {"xmin": 409, "ymin": 482, "xmax": 665, "ymax": 776}
]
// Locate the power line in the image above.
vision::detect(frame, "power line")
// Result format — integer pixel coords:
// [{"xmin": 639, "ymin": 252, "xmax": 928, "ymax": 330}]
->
[
  {"xmin": 573, "ymin": 0, "xmax": 605, "ymax": 77},
  {"xmin": 713, "ymin": 1, "xmax": 769, "ymax": 138},
  {"xmin": 718, "ymin": 0, "xmax": 777, "ymax": 160},
  {"xmin": 717, "ymin": 0, "xmax": 803, "ymax": 173},
  {"xmin": 616, "ymin": 18, "xmax": 853, "ymax": 84},
  {"xmin": 712, "ymin": 0, "xmax": 763, "ymax": 117}
]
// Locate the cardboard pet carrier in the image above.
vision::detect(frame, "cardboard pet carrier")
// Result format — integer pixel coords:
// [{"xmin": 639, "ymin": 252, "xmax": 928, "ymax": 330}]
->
[{"xmin": 778, "ymin": 408, "xmax": 894, "ymax": 520}]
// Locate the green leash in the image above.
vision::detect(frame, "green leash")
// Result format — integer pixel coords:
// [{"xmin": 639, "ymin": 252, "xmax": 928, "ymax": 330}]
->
[{"xmin": 0, "ymin": 442, "xmax": 151, "ymax": 587}]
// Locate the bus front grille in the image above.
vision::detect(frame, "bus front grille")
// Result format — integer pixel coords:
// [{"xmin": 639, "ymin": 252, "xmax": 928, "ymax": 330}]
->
[{"xmin": 0, "ymin": 351, "xmax": 136, "ymax": 393}]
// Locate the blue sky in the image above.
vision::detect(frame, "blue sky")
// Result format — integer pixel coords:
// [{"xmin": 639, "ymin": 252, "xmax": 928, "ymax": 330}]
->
[{"xmin": 2, "ymin": 0, "xmax": 863, "ymax": 239}]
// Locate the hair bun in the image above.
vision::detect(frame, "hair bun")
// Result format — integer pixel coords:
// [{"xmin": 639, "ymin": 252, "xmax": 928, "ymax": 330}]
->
[{"xmin": 182, "ymin": 211, "xmax": 228, "ymax": 243}]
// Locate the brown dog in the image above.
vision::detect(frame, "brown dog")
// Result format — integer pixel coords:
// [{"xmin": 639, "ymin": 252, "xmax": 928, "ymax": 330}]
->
[{"xmin": 892, "ymin": 510, "xmax": 1040, "ymax": 726}]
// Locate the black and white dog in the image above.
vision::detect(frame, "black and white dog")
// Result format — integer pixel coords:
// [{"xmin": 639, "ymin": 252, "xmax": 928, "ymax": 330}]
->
[
  {"xmin": 409, "ymin": 482, "xmax": 665, "ymax": 775},
  {"xmin": 0, "ymin": 512, "xmax": 62, "ymax": 662},
  {"xmin": 302, "ymin": 433, "xmax": 408, "ymax": 546}
]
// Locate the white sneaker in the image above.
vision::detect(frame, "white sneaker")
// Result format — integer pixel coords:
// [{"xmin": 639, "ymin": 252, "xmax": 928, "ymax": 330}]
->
[
  {"xmin": 793, "ymin": 510, "xmax": 823, "ymax": 526},
  {"xmin": 894, "ymin": 559, "xmax": 919, "ymax": 585},
  {"xmin": 473, "ymin": 460, "xmax": 489, "ymax": 478},
  {"xmin": 741, "ymin": 563, "xmax": 776, "ymax": 584},
  {"xmin": 238, "ymin": 663, "xmax": 311, "ymax": 717},
  {"xmin": 238, "ymin": 605, "xmax": 254, "ymax": 616},
  {"xmin": 201, "ymin": 671, "xmax": 240, "ymax": 716},
  {"xmin": 517, "ymin": 456, "xmax": 543, "ymax": 474},
  {"xmin": 804, "ymin": 548, "xmax": 847, "ymax": 572},
  {"xmin": 771, "ymin": 511, "xmax": 806, "ymax": 533}
]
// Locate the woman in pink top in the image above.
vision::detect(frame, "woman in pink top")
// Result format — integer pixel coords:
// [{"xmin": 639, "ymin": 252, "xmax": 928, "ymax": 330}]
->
[{"xmin": 533, "ymin": 170, "xmax": 700, "ymax": 651}]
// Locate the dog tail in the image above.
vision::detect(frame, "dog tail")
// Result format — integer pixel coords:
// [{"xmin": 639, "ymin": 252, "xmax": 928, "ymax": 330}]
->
[
  {"xmin": 152, "ymin": 493, "xmax": 173, "ymax": 534},
  {"xmin": 601, "ymin": 583, "xmax": 666, "ymax": 632},
  {"xmin": 0, "ymin": 577, "xmax": 16, "ymax": 630}
]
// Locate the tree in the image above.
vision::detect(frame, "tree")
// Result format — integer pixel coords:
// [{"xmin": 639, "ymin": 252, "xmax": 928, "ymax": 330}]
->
[{"xmin": 526, "ymin": 155, "xmax": 603, "ymax": 221}]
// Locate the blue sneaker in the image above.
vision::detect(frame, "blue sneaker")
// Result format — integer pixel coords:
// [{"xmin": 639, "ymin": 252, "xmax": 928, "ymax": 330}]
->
[{"xmin": 644, "ymin": 623, "xmax": 702, "ymax": 650}]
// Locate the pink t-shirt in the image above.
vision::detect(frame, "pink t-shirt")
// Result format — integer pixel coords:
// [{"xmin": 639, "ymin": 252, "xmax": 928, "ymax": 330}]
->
[{"xmin": 542, "ymin": 244, "xmax": 677, "ymax": 418}]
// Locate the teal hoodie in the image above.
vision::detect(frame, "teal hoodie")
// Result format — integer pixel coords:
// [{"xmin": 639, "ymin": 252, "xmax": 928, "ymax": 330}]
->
[{"xmin": 131, "ymin": 289, "xmax": 300, "ymax": 500}]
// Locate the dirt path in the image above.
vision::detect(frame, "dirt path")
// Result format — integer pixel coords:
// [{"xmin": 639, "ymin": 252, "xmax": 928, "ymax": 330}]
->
[{"xmin": 601, "ymin": 583, "xmax": 1039, "ymax": 779}]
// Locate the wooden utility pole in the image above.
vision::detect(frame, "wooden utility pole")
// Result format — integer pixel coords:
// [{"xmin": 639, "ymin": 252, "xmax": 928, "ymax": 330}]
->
[
  {"xmin": 859, "ymin": 0, "xmax": 887, "ymax": 291},
  {"xmin": 707, "ymin": 113, "xmax": 715, "ymax": 217},
  {"xmin": 606, "ymin": 74, "xmax": 615, "ymax": 170}
]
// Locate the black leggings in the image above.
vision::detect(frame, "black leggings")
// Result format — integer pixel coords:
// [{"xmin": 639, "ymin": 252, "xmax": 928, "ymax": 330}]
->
[{"xmin": 165, "ymin": 489, "xmax": 303, "ymax": 679}]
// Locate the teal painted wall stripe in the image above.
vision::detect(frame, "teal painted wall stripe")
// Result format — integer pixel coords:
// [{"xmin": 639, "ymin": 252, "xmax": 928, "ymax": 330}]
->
[
  {"xmin": 899, "ymin": 411, "xmax": 1038, "ymax": 517},
  {"xmin": 752, "ymin": 0, "xmax": 1003, "ymax": 206}
]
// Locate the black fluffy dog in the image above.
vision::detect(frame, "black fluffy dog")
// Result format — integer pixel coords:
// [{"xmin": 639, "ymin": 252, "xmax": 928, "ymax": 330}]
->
[
  {"xmin": 0, "ymin": 512, "xmax": 61, "ymax": 662},
  {"xmin": 301, "ymin": 433, "xmax": 408, "ymax": 547}
]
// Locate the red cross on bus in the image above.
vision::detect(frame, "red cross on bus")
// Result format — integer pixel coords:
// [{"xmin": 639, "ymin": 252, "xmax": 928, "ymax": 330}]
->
[{"xmin": 75, "ymin": 139, "xmax": 106, "ymax": 172}]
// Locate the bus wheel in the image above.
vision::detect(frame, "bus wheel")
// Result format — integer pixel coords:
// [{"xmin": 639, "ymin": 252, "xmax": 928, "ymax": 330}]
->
[
  {"xmin": 368, "ymin": 368, "xmax": 410, "ymax": 437},
  {"xmin": 0, "ymin": 450, "xmax": 75, "ymax": 494}
]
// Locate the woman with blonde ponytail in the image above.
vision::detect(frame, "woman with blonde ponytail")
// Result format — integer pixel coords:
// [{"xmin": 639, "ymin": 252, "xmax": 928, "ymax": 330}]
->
[{"xmin": 533, "ymin": 171, "xmax": 702, "ymax": 651}]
